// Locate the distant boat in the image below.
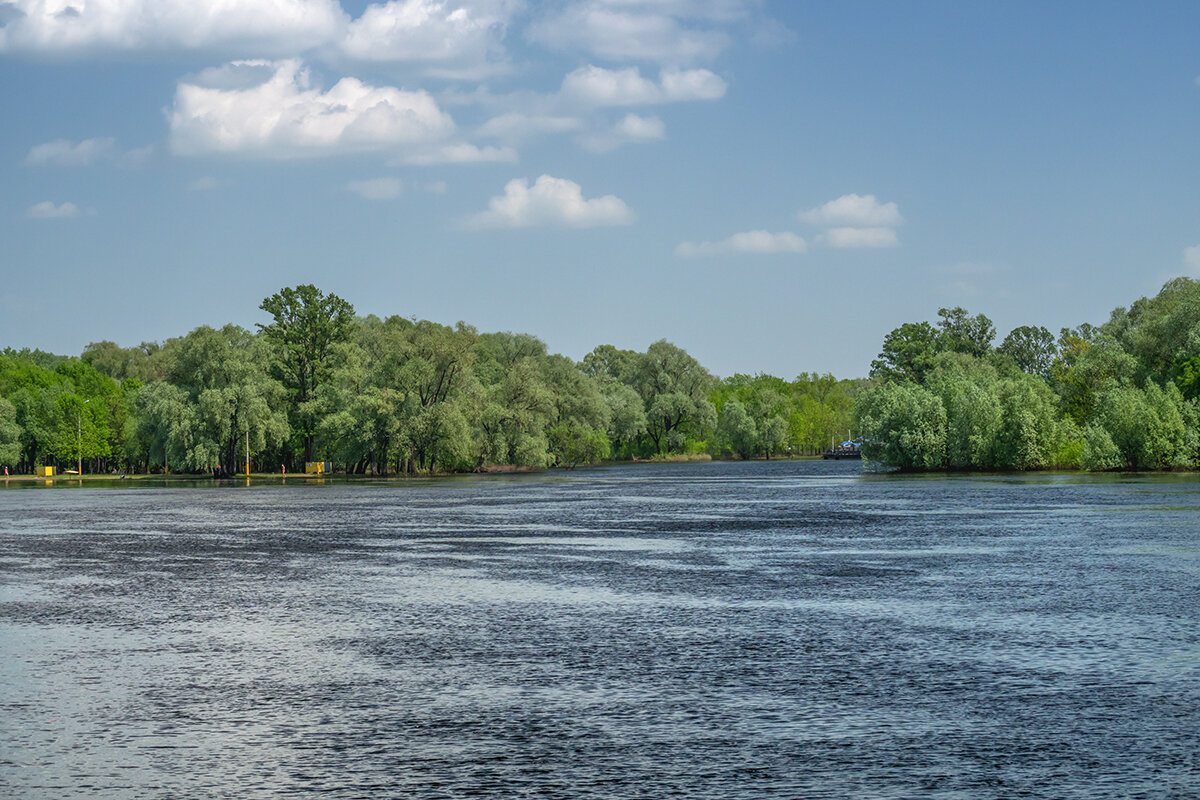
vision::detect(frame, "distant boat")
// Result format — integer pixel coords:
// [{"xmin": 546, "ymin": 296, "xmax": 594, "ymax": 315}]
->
[{"xmin": 822, "ymin": 441, "xmax": 862, "ymax": 460}]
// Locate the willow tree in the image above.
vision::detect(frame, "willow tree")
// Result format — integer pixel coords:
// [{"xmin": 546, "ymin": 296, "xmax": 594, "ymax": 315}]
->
[
  {"xmin": 137, "ymin": 325, "xmax": 290, "ymax": 472},
  {"xmin": 628, "ymin": 340, "xmax": 716, "ymax": 454},
  {"xmin": 0, "ymin": 397, "xmax": 21, "ymax": 466}
]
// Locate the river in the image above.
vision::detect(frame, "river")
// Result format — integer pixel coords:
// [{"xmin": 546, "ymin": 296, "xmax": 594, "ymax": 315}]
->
[{"xmin": 1, "ymin": 460, "xmax": 1197, "ymax": 798}]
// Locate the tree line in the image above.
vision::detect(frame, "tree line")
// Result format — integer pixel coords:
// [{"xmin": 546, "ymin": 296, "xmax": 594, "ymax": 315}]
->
[
  {"xmin": 855, "ymin": 277, "xmax": 1200, "ymax": 471},
  {"xmin": 0, "ymin": 285, "xmax": 863, "ymax": 475}
]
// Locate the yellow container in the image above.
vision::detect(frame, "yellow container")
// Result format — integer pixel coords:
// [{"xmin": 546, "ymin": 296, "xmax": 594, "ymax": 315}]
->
[
  {"xmin": 305, "ymin": 462, "xmax": 324, "ymax": 474},
  {"xmin": 36, "ymin": 466, "xmax": 56, "ymax": 477}
]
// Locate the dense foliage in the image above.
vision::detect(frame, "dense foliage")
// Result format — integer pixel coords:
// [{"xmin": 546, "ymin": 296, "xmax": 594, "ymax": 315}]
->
[
  {"xmin": 0, "ymin": 285, "xmax": 862, "ymax": 474},
  {"xmin": 855, "ymin": 278, "xmax": 1200, "ymax": 471}
]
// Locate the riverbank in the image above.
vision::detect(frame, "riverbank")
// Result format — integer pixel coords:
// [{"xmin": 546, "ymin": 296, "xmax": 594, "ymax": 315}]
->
[{"xmin": 3, "ymin": 455, "xmax": 841, "ymax": 484}]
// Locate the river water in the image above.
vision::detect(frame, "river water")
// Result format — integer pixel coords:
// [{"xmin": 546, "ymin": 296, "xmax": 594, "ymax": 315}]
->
[{"xmin": 0, "ymin": 460, "xmax": 1197, "ymax": 798}]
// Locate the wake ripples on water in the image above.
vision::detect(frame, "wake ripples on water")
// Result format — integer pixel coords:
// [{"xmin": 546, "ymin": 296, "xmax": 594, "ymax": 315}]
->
[{"xmin": 0, "ymin": 461, "xmax": 1197, "ymax": 798}]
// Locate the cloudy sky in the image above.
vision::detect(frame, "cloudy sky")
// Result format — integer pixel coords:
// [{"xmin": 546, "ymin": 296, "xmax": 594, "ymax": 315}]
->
[{"xmin": 2, "ymin": 1, "xmax": 1198, "ymax": 377}]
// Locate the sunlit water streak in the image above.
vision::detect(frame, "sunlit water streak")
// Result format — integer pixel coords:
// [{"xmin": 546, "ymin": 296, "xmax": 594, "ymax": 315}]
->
[{"xmin": 0, "ymin": 460, "xmax": 1197, "ymax": 798}]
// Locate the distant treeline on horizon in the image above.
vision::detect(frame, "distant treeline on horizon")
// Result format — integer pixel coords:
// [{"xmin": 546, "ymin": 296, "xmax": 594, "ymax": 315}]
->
[
  {"xmin": 0, "ymin": 284, "xmax": 863, "ymax": 475},
  {"xmin": 2, "ymin": 277, "xmax": 1198, "ymax": 475}
]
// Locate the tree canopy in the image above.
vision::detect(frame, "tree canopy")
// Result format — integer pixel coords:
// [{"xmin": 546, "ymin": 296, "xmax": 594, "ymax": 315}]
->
[{"xmin": 856, "ymin": 279, "xmax": 1200, "ymax": 471}]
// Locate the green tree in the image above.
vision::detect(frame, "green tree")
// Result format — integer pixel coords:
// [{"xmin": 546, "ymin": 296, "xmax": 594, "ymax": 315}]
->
[
  {"xmin": 82, "ymin": 340, "xmax": 163, "ymax": 383},
  {"xmin": 600, "ymin": 381, "xmax": 647, "ymax": 455},
  {"xmin": 717, "ymin": 399, "xmax": 758, "ymax": 459},
  {"xmin": 999, "ymin": 325, "xmax": 1056, "ymax": 379},
  {"xmin": 992, "ymin": 376, "xmax": 1059, "ymax": 470},
  {"xmin": 48, "ymin": 392, "xmax": 110, "ymax": 470},
  {"xmin": 541, "ymin": 354, "xmax": 611, "ymax": 467},
  {"xmin": 628, "ymin": 340, "xmax": 716, "ymax": 454},
  {"xmin": 136, "ymin": 325, "xmax": 290, "ymax": 473},
  {"xmin": 0, "ymin": 397, "xmax": 21, "ymax": 466},
  {"xmin": 1080, "ymin": 423, "xmax": 1123, "ymax": 470},
  {"xmin": 581, "ymin": 344, "xmax": 638, "ymax": 383},
  {"xmin": 258, "ymin": 285, "xmax": 355, "ymax": 463},
  {"xmin": 870, "ymin": 321, "xmax": 941, "ymax": 383},
  {"xmin": 855, "ymin": 382, "xmax": 947, "ymax": 469},
  {"xmin": 937, "ymin": 307, "xmax": 996, "ymax": 357}
]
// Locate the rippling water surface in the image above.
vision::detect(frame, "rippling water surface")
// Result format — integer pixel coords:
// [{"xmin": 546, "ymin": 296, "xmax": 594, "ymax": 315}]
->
[{"xmin": 1, "ymin": 461, "xmax": 1197, "ymax": 798}]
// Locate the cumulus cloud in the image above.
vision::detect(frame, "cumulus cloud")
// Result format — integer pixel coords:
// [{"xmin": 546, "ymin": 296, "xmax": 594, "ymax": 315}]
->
[
  {"xmin": 168, "ymin": 60, "xmax": 456, "ymax": 158},
  {"xmin": 24, "ymin": 137, "xmax": 117, "ymax": 166},
  {"xmin": 341, "ymin": 0, "xmax": 514, "ymax": 75},
  {"xmin": 799, "ymin": 194, "xmax": 903, "ymax": 227},
  {"xmin": 799, "ymin": 194, "xmax": 903, "ymax": 248},
  {"xmin": 560, "ymin": 65, "xmax": 726, "ymax": 106},
  {"xmin": 579, "ymin": 113, "xmax": 665, "ymax": 152},
  {"xmin": 1186, "ymin": 245, "xmax": 1200, "ymax": 273},
  {"xmin": 821, "ymin": 227, "xmax": 899, "ymax": 248},
  {"xmin": 346, "ymin": 177, "xmax": 403, "ymax": 199},
  {"xmin": 676, "ymin": 230, "xmax": 806, "ymax": 258},
  {"xmin": 468, "ymin": 174, "xmax": 633, "ymax": 228},
  {"xmin": 26, "ymin": 201, "xmax": 81, "ymax": 219},
  {"xmin": 528, "ymin": 0, "xmax": 736, "ymax": 64},
  {"xmin": 0, "ymin": 0, "xmax": 345, "ymax": 56}
]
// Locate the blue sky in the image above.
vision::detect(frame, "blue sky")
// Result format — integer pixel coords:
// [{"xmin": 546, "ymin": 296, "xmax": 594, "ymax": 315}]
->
[{"xmin": 2, "ymin": 1, "xmax": 1198, "ymax": 378}]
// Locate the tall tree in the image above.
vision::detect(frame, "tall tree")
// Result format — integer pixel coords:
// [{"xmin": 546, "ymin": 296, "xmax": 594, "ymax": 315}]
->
[
  {"xmin": 869, "ymin": 321, "xmax": 941, "ymax": 383},
  {"xmin": 998, "ymin": 325, "xmax": 1056, "ymax": 379},
  {"xmin": 258, "ymin": 285, "xmax": 355, "ymax": 463},
  {"xmin": 937, "ymin": 306, "xmax": 996, "ymax": 357},
  {"xmin": 627, "ymin": 340, "xmax": 716, "ymax": 454}
]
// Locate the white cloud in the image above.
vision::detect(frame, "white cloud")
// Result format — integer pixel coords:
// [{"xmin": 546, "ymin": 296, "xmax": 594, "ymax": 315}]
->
[
  {"xmin": 396, "ymin": 142, "xmax": 516, "ymax": 165},
  {"xmin": 341, "ymin": 0, "xmax": 514, "ymax": 74},
  {"xmin": 528, "ymin": 0, "xmax": 734, "ymax": 64},
  {"xmin": 478, "ymin": 113, "xmax": 583, "ymax": 141},
  {"xmin": 799, "ymin": 194, "xmax": 903, "ymax": 227},
  {"xmin": 560, "ymin": 65, "xmax": 726, "ymax": 106},
  {"xmin": 468, "ymin": 175, "xmax": 633, "ymax": 228},
  {"xmin": 579, "ymin": 113, "xmax": 665, "ymax": 152},
  {"xmin": 346, "ymin": 177, "xmax": 403, "ymax": 199},
  {"xmin": 799, "ymin": 194, "xmax": 903, "ymax": 248},
  {"xmin": 0, "ymin": 0, "xmax": 346, "ymax": 56},
  {"xmin": 168, "ymin": 60, "xmax": 456, "ymax": 158},
  {"xmin": 24, "ymin": 137, "xmax": 116, "ymax": 166},
  {"xmin": 676, "ymin": 230, "xmax": 806, "ymax": 258},
  {"xmin": 118, "ymin": 144, "xmax": 154, "ymax": 167},
  {"xmin": 821, "ymin": 227, "xmax": 899, "ymax": 248},
  {"xmin": 24, "ymin": 137, "xmax": 153, "ymax": 167},
  {"xmin": 1186, "ymin": 245, "xmax": 1200, "ymax": 273},
  {"xmin": 26, "ymin": 201, "xmax": 81, "ymax": 219}
]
